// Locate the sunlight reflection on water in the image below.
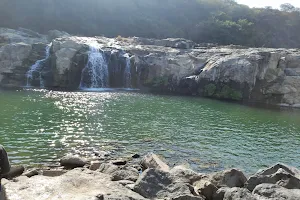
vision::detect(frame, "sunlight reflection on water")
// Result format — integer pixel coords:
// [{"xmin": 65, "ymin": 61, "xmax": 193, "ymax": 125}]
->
[{"xmin": 1, "ymin": 89, "xmax": 300, "ymax": 173}]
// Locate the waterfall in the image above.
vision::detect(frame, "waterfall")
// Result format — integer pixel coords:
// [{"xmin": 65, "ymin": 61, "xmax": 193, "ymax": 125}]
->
[
  {"xmin": 26, "ymin": 43, "xmax": 51, "ymax": 87},
  {"xmin": 80, "ymin": 43, "xmax": 133, "ymax": 89},
  {"xmin": 80, "ymin": 44, "xmax": 109, "ymax": 88},
  {"xmin": 123, "ymin": 53, "xmax": 132, "ymax": 88}
]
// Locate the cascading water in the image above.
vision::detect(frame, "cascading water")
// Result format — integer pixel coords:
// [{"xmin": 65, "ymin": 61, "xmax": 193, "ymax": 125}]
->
[
  {"xmin": 26, "ymin": 43, "xmax": 52, "ymax": 87},
  {"xmin": 80, "ymin": 42, "xmax": 134, "ymax": 89},
  {"xmin": 123, "ymin": 53, "xmax": 132, "ymax": 88},
  {"xmin": 80, "ymin": 44, "xmax": 109, "ymax": 88}
]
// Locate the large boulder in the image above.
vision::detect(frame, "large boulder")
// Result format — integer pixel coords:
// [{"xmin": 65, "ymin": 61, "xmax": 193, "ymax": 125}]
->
[
  {"xmin": 59, "ymin": 155, "xmax": 87, "ymax": 169},
  {"xmin": 97, "ymin": 163, "xmax": 119, "ymax": 174},
  {"xmin": 3, "ymin": 166, "xmax": 25, "ymax": 179},
  {"xmin": 111, "ymin": 167, "xmax": 139, "ymax": 182},
  {"xmin": 3, "ymin": 168, "xmax": 146, "ymax": 200},
  {"xmin": 194, "ymin": 179, "xmax": 218, "ymax": 200},
  {"xmin": 170, "ymin": 165, "xmax": 205, "ymax": 184},
  {"xmin": 133, "ymin": 168, "xmax": 195, "ymax": 199},
  {"xmin": 0, "ymin": 28, "xmax": 49, "ymax": 88},
  {"xmin": 253, "ymin": 183, "xmax": 300, "ymax": 200},
  {"xmin": 0, "ymin": 28, "xmax": 47, "ymax": 45},
  {"xmin": 222, "ymin": 187, "xmax": 256, "ymax": 200},
  {"xmin": 209, "ymin": 169, "xmax": 247, "ymax": 188},
  {"xmin": 141, "ymin": 153, "xmax": 170, "ymax": 172},
  {"xmin": 245, "ymin": 163, "xmax": 300, "ymax": 191},
  {"xmin": 0, "ymin": 42, "xmax": 32, "ymax": 87},
  {"xmin": 47, "ymin": 30, "xmax": 70, "ymax": 41}
]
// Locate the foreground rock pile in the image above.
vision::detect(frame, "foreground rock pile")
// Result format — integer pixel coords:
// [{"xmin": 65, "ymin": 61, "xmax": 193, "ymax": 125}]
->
[{"xmin": 3, "ymin": 153, "xmax": 300, "ymax": 200}]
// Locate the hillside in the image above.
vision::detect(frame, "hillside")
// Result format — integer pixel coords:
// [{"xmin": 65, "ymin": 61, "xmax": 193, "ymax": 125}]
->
[{"xmin": 0, "ymin": 0, "xmax": 300, "ymax": 48}]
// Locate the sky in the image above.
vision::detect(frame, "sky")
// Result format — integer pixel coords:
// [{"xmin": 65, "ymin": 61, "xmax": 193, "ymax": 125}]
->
[{"xmin": 236, "ymin": 0, "xmax": 300, "ymax": 9}]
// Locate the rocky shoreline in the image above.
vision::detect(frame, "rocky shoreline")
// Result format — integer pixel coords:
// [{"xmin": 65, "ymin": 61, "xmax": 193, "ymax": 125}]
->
[{"xmin": 2, "ymin": 153, "xmax": 300, "ymax": 200}]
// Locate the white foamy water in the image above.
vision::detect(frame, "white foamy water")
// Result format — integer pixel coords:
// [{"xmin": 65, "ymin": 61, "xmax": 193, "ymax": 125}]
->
[
  {"xmin": 26, "ymin": 43, "xmax": 52, "ymax": 87},
  {"xmin": 80, "ymin": 43, "xmax": 109, "ymax": 88}
]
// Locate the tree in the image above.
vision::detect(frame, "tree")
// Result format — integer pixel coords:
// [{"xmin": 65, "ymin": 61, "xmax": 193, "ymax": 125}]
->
[
  {"xmin": 0, "ymin": 0, "xmax": 300, "ymax": 48},
  {"xmin": 280, "ymin": 3, "xmax": 296, "ymax": 12}
]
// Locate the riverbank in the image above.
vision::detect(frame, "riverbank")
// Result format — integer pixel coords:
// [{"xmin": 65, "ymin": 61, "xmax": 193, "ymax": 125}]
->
[{"xmin": 3, "ymin": 152, "xmax": 300, "ymax": 200}]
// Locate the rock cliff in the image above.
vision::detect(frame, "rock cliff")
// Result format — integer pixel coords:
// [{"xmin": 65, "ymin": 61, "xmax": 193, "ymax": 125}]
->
[{"xmin": 1, "ymin": 27, "xmax": 300, "ymax": 107}]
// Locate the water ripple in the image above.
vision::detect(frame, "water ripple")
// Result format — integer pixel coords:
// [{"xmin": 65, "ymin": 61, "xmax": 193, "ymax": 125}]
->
[{"xmin": 0, "ymin": 89, "xmax": 300, "ymax": 173}]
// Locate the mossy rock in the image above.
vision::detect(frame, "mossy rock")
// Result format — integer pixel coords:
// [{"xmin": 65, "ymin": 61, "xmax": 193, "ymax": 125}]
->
[
  {"xmin": 204, "ymin": 83, "xmax": 217, "ymax": 96},
  {"xmin": 218, "ymin": 85, "xmax": 243, "ymax": 101},
  {"xmin": 144, "ymin": 76, "xmax": 170, "ymax": 88}
]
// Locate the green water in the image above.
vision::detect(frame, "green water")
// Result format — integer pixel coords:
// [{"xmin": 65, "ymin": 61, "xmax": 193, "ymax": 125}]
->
[{"xmin": 0, "ymin": 89, "xmax": 300, "ymax": 173}]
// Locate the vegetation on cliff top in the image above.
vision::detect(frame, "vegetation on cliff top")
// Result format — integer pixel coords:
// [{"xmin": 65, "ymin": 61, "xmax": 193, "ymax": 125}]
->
[{"xmin": 0, "ymin": 0, "xmax": 300, "ymax": 48}]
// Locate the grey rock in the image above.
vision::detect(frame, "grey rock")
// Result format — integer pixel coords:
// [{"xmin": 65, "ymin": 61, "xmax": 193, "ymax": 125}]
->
[
  {"xmin": 170, "ymin": 165, "xmax": 205, "ymax": 184},
  {"xmin": 116, "ymin": 180, "xmax": 135, "ymax": 186},
  {"xmin": 125, "ymin": 183, "xmax": 135, "ymax": 190},
  {"xmin": 133, "ymin": 37, "xmax": 195, "ymax": 49},
  {"xmin": 213, "ymin": 187, "xmax": 230, "ymax": 200},
  {"xmin": 94, "ymin": 150, "xmax": 110, "ymax": 158},
  {"xmin": 60, "ymin": 154, "xmax": 87, "ymax": 169},
  {"xmin": 0, "ymin": 27, "xmax": 47, "ymax": 44},
  {"xmin": 141, "ymin": 153, "xmax": 170, "ymax": 172},
  {"xmin": 245, "ymin": 163, "xmax": 300, "ymax": 191},
  {"xmin": 210, "ymin": 168, "xmax": 247, "ymax": 188},
  {"xmin": 90, "ymin": 161, "xmax": 102, "ymax": 171},
  {"xmin": 0, "ymin": 42, "xmax": 32, "ymax": 87},
  {"xmin": 284, "ymin": 68, "xmax": 300, "ymax": 76},
  {"xmin": 42, "ymin": 169, "xmax": 67, "ymax": 177},
  {"xmin": 133, "ymin": 168, "xmax": 193, "ymax": 199},
  {"xmin": 132, "ymin": 154, "xmax": 140, "ymax": 159},
  {"xmin": 111, "ymin": 160, "xmax": 127, "ymax": 166},
  {"xmin": 171, "ymin": 194, "xmax": 205, "ymax": 200},
  {"xmin": 94, "ymin": 193, "xmax": 145, "ymax": 200},
  {"xmin": 223, "ymin": 187, "xmax": 256, "ymax": 200},
  {"xmin": 23, "ymin": 169, "xmax": 39, "ymax": 178},
  {"xmin": 111, "ymin": 168, "xmax": 139, "ymax": 182},
  {"xmin": 253, "ymin": 183, "xmax": 300, "ymax": 200},
  {"xmin": 47, "ymin": 30, "xmax": 70, "ymax": 41},
  {"xmin": 4, "ymin": 168, "xmax": 146, "ymax": 200},
  {"xmin": 3, "ymin": 165, "xmax": 25, "ymax": 179},
  {"xmin": 98, "ymin": 163, "xmax": 119, "ymax": 174},
  {"xmin": 134, "ymin": 168, "xmax": 172, "ymax": 198},
  {"xmin": 194, "ymin": 179, "xmax": 218, "ymax": 200}
]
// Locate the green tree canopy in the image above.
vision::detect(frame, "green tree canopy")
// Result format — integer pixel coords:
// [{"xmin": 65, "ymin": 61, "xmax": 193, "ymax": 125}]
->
[{"xmin": 0, "ymin": 0, "xmax": 299, "ymax": 48}]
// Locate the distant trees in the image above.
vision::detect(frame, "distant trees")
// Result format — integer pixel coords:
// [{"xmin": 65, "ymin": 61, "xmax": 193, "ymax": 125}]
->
[
  {"xmin": 280, "ymin": 3, "xmax": 297, "ymax": 12},
  {"xmin": 0, "ymin": 0, "xmax": 300, "ymax": 48}
]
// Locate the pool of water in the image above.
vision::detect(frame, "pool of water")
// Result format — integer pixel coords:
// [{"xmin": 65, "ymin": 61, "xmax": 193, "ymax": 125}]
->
[{"xmin": 0, "ymin": 89, "xmax": 300, "ymax": 174}]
